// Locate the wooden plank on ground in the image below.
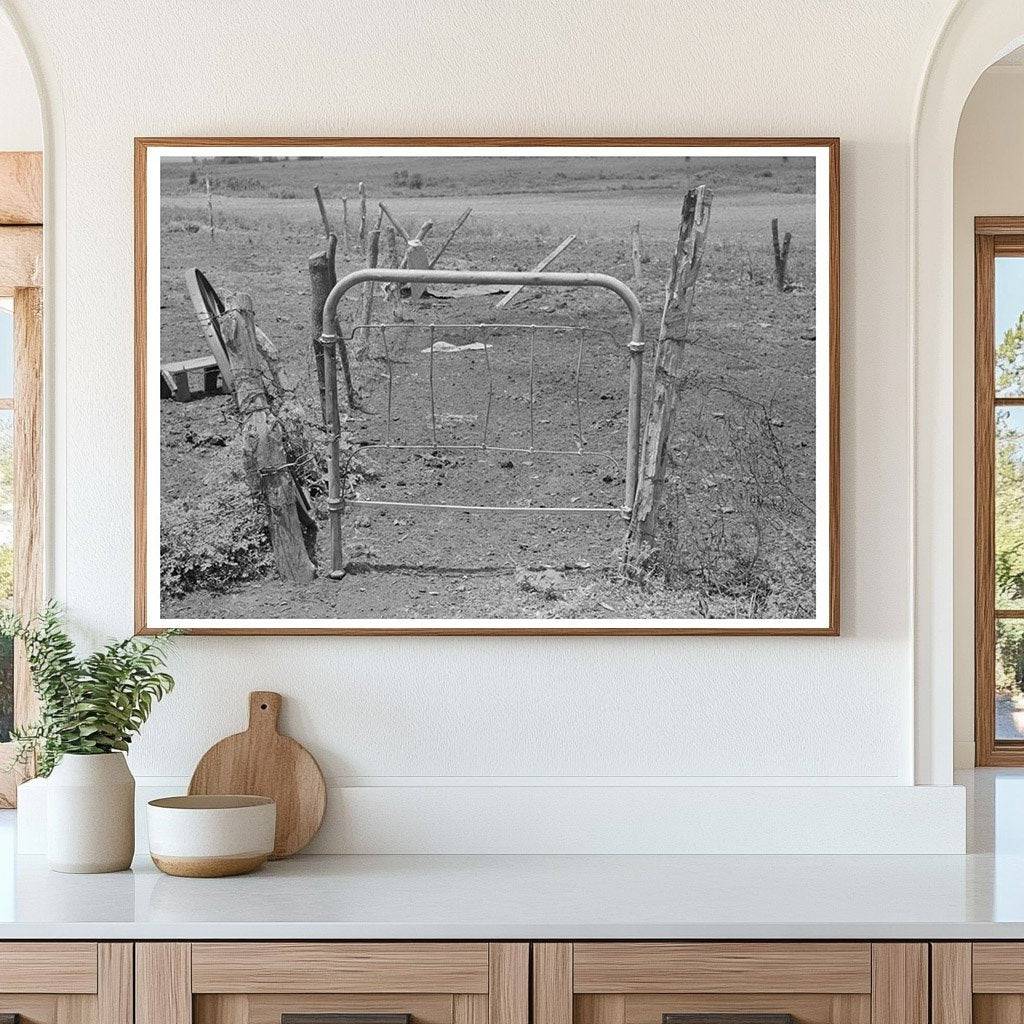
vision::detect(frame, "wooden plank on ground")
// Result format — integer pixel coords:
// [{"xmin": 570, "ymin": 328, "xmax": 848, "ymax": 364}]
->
[{"xmin": 495, "ymin": 235, "xmax": 577, "ymax": 308}]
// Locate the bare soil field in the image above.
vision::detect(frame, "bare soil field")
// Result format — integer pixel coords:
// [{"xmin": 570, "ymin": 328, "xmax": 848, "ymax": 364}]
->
[{"xmin": 157, "ymin": 155, "xmax": 817, "ymax": 621}]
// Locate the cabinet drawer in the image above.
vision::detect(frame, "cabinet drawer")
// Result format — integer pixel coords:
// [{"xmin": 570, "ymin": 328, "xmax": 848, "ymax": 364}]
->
[
  {"xmin": 572, "ymin": 943, "xmax": 872, "ymax": 994},
  {"xmin": 0, "ymin": 943, "xmax": 130, "ymax": 1024},
  {"xmin": 191, "ymin": 943, "xmax": 490, "ymax": 993},
  {"xmin": 139, "ymin": 942, "xmax": 528, "ymax": 1024},
  {"xmin": 534, "ymin": 943, "xmax": 925, "ymax": 1024},
  {"xmin": 0, "ymin": 942, "xmax": 98, "ymax": 993}
]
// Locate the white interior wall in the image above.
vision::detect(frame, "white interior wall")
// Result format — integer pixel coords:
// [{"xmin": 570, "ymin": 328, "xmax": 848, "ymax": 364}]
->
[
  {"xmin": 0, "ymin": 9, "xmax": 40, "ymax": 151},
  {"xmin": 952, "ymin": 62, "xmax": 1024, "ymax": 768},
  {"xmin": 0, "ymin": 0, "xmax": 979, "ymax": 852}
]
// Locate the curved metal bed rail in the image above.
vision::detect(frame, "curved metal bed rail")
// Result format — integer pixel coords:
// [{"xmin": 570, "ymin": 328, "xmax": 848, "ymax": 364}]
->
[{"xmin": 319, "ymin": 268, "xmax": 645, "ymax": 579}]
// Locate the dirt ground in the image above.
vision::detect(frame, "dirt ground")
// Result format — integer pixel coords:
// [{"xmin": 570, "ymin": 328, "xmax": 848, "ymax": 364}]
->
[{"xmin": 157, "ymin": 155, "xmax": 818, "ymax": 622}]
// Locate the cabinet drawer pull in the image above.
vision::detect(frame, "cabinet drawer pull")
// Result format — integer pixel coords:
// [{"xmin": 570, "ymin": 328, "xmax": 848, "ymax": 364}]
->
[
  {"xmin": 665, "ymin": 1016, "xmax": 796, "ymax": 1024},
  {"xmin": 283, "ymin": 1016, "xmax": 411, "ymax": 1024}
]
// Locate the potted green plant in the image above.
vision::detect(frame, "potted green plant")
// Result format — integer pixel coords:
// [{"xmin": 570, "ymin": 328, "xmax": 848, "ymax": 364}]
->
[{"xmin": 2, "ymin": 604, "xmax": 176, "ymax": 873}]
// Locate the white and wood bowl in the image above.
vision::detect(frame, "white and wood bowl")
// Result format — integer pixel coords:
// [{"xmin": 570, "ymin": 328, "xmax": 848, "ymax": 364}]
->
[{"xmin": 147, "ymin": 795, "xmax": 276, "ymax": 878}]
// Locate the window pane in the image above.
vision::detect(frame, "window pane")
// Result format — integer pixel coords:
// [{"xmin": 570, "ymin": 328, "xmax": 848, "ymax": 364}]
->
[
  {"xmin": 0, "ymin": 300, "xmax": 11, "ymax": 401},
  {"xmin": 998, "ymin": 619, "xmax": 1024, "ymax": 740},
  {"xmin": 996, "ymin": 256, "xmax": 1024, "ymax": 396},
  {"xmin": 0, "ymin": 409, "xmax": 12, "ymax": 742},
  {"xmin": 996, "ymin": 407, "xmax": 1024, "ymax": 608}
]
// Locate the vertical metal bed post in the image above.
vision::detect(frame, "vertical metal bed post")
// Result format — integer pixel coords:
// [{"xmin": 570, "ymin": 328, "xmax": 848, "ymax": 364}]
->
[
  {"xmin": 625, "ymin": 308, "xmax": 644, "ymax": 519},
  {"xmin": 321, "ymin": 267, "xmax": 644, "ymax": 580},
  {"xmin": 320, "ymin": 325, "xmax": 346, "ymax": 579}
]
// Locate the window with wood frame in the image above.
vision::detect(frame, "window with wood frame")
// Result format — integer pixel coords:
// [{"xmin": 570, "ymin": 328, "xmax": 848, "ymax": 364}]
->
[{"xmin": 0, "ymin": 151, "xmax": 43, "ymax": 805}]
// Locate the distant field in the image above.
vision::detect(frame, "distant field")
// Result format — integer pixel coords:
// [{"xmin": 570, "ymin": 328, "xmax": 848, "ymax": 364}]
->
[
  {"xmin": 157, "ymin": 154, "xmax": 818, "ymax": 621},
  {"xmin": 162, "ymin": 153, "xmax": 815, "ymax": 200}
]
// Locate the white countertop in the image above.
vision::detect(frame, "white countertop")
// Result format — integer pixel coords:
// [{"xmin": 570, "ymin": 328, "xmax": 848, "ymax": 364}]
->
[
  {"xmin": 1, "ymin": 769, "xmax": 1021, "ymax": 941},
  {"xmin": 1, "ymin": 848, "xmax": 1023, "ymax": 940}
]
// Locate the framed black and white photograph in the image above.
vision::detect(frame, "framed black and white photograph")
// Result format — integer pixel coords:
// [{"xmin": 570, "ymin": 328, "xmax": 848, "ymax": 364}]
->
[{"xmin": 135, "ymin": 137, "xmax": 839, "ymax": 635}]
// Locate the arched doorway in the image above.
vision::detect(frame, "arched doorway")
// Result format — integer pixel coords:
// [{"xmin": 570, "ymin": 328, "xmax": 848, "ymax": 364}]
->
[{"xmin": 914, "ymin": 0, "xmax": 1024, "ymax": 784}]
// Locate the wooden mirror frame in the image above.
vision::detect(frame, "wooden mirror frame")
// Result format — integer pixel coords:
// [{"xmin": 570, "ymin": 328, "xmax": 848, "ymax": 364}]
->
[{"xmin": 0, "ymin": 151, "xmax": 43, "ymax": 806}]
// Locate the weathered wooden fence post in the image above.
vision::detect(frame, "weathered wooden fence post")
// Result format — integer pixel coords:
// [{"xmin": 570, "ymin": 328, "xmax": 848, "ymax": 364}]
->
[
  {"xmin": 625, "ymin": 185, "xmax": 713, "ymax": 571},
  {"xmin": 771, "ymin": 217, "xmax": 791, "ymax": 292},
  {"xmin": 356, "ymin": 227, "xmax": 381, "ymax": 356},
  {"xmin": 204, "ymin": 177, "xmax": 214, "ymax": 239},
  {"xmin": 383, "ymin": 225, "xmax": 401, "ymax": 321},
  {"xmin": 340, "ymin": 196, "xmax": 350, "ymax": 259},
  {"xmin": 220, "ymin": 294, "xmax": 316, "ymax": 583},
  {"xmin": 631, "ymin": 222, "xmax": 643, "ymax": 281},
  {"xmin": 358, "ymin": 181, "xmax": 367, "ymax": 244},
  {"xmin": 313, "ymin": 184, "xmax": 332, "ymax": 242},
  {"xmin": 310, "ymin": 234, "xmax": 355, "ymax": 414}
]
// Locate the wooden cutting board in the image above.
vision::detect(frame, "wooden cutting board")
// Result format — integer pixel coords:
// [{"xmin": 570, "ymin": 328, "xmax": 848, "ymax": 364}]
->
[{"xmin": 188, "ymin": 691, "xmax": 326, "ymax": 859}]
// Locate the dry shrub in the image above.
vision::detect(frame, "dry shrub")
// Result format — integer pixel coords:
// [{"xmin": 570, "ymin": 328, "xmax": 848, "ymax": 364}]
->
[
  {"xmin": 655, "ymin": 386, "xmax": 816, "ymax": 619},
  {"xmin": 161, "ymin": 438, "xmax": 273, "ymax": 597}
]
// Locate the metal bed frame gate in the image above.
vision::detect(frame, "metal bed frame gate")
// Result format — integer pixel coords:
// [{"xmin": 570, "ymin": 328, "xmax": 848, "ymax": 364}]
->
[{"xmin": 320, "ymin": 268, "xmax": 645, "ymax": 579}]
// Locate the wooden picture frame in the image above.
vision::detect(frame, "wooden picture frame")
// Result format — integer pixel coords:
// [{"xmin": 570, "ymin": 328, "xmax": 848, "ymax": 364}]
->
[
  {"xmin": 135, "ymin": 137, "xmax": 840, "ymax": 636},
  {"xmin": 0, "ymin": 151, "xmax": 43, "ymax": 806}
]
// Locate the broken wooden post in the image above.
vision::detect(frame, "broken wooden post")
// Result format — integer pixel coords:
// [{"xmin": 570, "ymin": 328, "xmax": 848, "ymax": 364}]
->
[
  {"xmin": 313, "ymin": 184, "xmax": 332, "ymax": 241},
  {"xmin": 220, "ymin": 293, "xmax": 316, "ymax": 583},
  {"xmin": 631, "ymin": 222, "xmax": 643, "ymax": 282},
  {"xmin": 428, "ymin": 206, "xmax": 472, "ymax": 268},
  {"xmin": 625, "ymin": 186, "xmax": 713, "ymax": 571},
  {"xmin": 309, "ymin": 239, "xmax": 331, "ymax": 418},
  {"xmin": 495, "ymin": 234, "xmax": 577, "ymax": 309},
  {"xmin": 310, "ymin": 236, "xmax": 355, "ymax": 412},
  {"xmin": 358, "ymin": 181, "xmax": 367, "ymax": 244},
  {"xmin": 771, "ymin": 217, "xmax": 792, "ymax": 292},
  {"xmin": 340, "ymin": 196, "xmax": 350, "ymax": 259},
  {"xmin": 204, "ymin": 177, "xmax": 214, "ymax": 239}
]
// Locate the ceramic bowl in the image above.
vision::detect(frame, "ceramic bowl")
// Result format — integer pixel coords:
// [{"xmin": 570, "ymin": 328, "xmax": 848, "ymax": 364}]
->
[{"xmin": 147, "ymin": 795, "xmax": 276, "ymax": 877}]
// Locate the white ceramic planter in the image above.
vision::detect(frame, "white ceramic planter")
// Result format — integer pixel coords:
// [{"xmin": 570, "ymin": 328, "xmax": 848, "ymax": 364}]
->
[{"xmin": 46, "ymin": 752, "xmax": 135, "ymax": 873}]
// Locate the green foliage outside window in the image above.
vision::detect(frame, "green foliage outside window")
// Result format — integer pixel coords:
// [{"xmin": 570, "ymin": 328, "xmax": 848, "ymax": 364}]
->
[{"xmin": 995, "ymin": 314, "xmax": 1024, "ymax": 693}]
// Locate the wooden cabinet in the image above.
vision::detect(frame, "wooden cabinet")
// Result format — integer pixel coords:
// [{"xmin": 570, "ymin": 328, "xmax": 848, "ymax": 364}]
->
[
  {"xmin": 0, "ymin": 943, "xmax": 132, "ymax": 1024},
  {"xmin": 0, "ymin": 938, "xmax": 948, "ymax": 1024},
  {"xmin": 532, "ymin": 943, "xmax": 928, "ymax": 1024},
  {"xmin": 136, "ymin": 943, "xmax": 528, "ymax": 1024}
]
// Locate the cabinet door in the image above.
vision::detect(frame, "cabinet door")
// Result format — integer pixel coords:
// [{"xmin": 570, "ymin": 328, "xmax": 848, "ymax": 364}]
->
[
  {"xmin": 137, "ymin": 943, "xmax": 528, "ymax": 1024},
  {"xmin": 534, "ymin": 944, "xmax": 927, "ymax": 1024},
  {"xmin": 936, "ymin": 943, "xmax": 1024, "ymax": 1024},
  {"xmin": 0, "ymin": 943, "xmax": 132, "ymax": 1024}
]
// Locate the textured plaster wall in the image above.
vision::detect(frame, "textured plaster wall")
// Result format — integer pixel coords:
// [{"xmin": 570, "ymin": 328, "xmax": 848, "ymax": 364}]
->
[{"xmin": 0, "ymin": 0, "xmax": 966, "ymax": 810}]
